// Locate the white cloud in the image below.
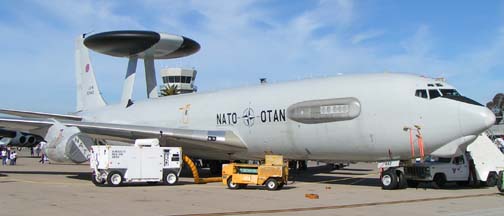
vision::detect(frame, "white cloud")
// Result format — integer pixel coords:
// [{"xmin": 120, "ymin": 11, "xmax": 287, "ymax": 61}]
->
[{"xmin": 351, "ymin": 30, "xmax": 385, "ymax": 44}]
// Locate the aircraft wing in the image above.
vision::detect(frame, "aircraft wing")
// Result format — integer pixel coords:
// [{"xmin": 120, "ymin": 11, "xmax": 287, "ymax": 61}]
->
[
  {"xmin": 0, "ymin": 108, "xmax": 82, "ymax": 121},
  {"xmin": 0, "ymin": 116, "xmax": 247, "ymax": 153}
]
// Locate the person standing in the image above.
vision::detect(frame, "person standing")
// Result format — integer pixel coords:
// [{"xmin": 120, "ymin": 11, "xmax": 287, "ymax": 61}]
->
[
  {"xmin": 35, "ymin": 144, "xmax": 41, "ymax": 157},
  {"xmin": 9, "ymin": 151, "xmax": 17, "ymax": 165},
  {"xmin": 30, "ymin": 147, "xmax": 34, "ymax": 157},
  {"xmin": 1, "ymin": 148, "xmax": 7, "ymax": 166},
  {"xmin": 39, "ymin": 141, "xmax": 47, "ymax": 164}
]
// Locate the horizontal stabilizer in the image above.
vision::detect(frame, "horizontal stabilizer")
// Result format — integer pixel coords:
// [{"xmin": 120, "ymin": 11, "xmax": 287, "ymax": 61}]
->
[{"xmin": 0, "ymin": 109, "xmax": 82, "ymax": 121}]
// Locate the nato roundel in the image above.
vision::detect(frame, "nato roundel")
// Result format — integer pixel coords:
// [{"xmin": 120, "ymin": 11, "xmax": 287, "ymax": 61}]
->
[{"xmin": 83, "ymin": 30, "xmax": 200, "ymax": 59}]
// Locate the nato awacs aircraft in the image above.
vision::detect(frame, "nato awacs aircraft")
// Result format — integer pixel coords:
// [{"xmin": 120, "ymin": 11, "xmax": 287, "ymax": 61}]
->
[{"xmin": 0, "ymin": 31, "xmax": 495, "ymax": 177}]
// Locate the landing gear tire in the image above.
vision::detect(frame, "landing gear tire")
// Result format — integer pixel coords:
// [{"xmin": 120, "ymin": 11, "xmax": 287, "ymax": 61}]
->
[
  {"xmin": 227, "ymin": 178, "xmax": 239, "ymax": 190},
  {"xmin": 209, "ymin": 161, "xmax": 223, "ymax": 175},
  {"xmin": 432, "ymin": 174, "xmax": 446, "ymax": 189},
  {"xmin": 485, "ymin": 172, "xmax": 497, "ymax": 187},
  {"xmin": 91, "ymin": 173, "xmax": 105, "ymax": 186},
  {"xmin": 381, "ymin": 169, "xmax": 398, "ymax": 190},
  {"xmin": 107, "ymin": 171, "xmax": 123, "ymax": 187},
  {"xmin": 265, "ymin": 178, "xmax": 279, "ymax": 191},
  {"xmin": 164, "ymin": 172, "xmax": 178, "ymax": 185}
]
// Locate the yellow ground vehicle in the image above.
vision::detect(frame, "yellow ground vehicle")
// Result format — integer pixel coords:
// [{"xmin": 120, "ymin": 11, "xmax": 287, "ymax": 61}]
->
[{"xmin": 222, "ymin": 155, "xmax": 288, "ymax": 190}]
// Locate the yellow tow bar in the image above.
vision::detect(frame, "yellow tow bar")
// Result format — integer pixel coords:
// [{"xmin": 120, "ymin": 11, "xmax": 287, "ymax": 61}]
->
[{"xmin": 183, "ymin": 155, "xmax": 222, "ymax": 184}]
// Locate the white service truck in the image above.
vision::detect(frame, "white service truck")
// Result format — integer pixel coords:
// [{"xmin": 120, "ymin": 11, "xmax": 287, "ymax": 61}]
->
[
  {"xmin": 90, "ymin": 139, "xmax": 183, "ymax": 187},
  {"xmin": 380, "ymin": 133, "xmax": 504, "ymax": 189}
]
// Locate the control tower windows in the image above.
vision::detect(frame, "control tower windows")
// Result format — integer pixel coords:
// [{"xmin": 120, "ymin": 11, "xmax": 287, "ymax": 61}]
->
[{"xmin": 163, "ymin": 76, "xmax": 193, "ymax": 84}]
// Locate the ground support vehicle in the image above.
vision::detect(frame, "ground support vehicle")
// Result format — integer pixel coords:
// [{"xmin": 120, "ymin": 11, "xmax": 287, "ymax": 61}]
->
[
  {"xmin": 222, "ymin": 155, "xmax": 288, "ymax": 191},
  {"xmin": 498, "ymin": 170, "xmax": 504, "ymax": 192},
  {"xmin": 379, "ymin": 133, "xmax": 504, "ymax": 190},
  {"xmin": 89, "ymin": 139, "xmax": 182, "ymax": 186}
]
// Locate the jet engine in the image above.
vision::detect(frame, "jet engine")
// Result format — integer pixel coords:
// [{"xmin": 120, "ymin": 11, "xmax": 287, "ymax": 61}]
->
[
  {"xmin": 0, "ymin": 129, "xmax": 44, "ymax": 147},
  {"xmin": 44, "ymin": 123, "xmax": 94, "ymax": 163},
  {"xmin": 15, "ymin": 133, "xmax": 43, "ymax": 147}
]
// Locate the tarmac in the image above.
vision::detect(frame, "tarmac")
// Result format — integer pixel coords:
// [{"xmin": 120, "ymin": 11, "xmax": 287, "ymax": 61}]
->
[{"xmin": 0, "ymin": 150, "xmax": 503, "ymax": 216}]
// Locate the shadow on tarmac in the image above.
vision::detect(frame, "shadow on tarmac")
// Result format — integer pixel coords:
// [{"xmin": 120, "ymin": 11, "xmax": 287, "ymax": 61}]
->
[
  {"xmin": 0, "ymin": 170, "xmax": 91, "ymax": 181},
  {"xmin": 288, "ymin": 164, "xmax": 381, "ymax": 187}
]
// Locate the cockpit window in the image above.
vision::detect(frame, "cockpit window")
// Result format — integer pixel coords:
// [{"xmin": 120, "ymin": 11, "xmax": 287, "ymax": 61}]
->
[
  {"xmin": 428, "ymin": 89, "xmax": 441, "ymax": 99},
  {"xmin": 440, "ymin": 89, "xmax": 461, "ymax": 96},
  {"xmin": 427, "ymin": 84, "xmax": 434, "ymax": 87},
  {"xmin": 435, "ymin": 83, "xmax": 444, "ymax": 87},
  {"xmin": 415, "ymin": 89, "xmax": 428, "ymax": 99}
]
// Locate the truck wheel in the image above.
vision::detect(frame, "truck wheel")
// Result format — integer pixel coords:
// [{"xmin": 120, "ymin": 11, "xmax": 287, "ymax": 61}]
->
[
  {"xmin": 397, "ymin": 171, "xmax": 407, "ymax": 189},
  {"xmin": 227, "ymin": 177, "xmax": 239, "ymax": 190},
  {"xmin": 265, "ymin": 178, "xmax": 279, "ymax": 191},
  {"xmin": 497, "ymin": 171, "xmax": 504, "ymax": 192},
  {"xmin": 91, "ymin": 173, "xmax": 105, "ymax": 186},
  {"xmin": 433, "ymin": 174, "xmax": 446, "ymax": 189},
  {"xmin": 407, "ymin": 180, "xmax": 419, "ymax": 188},
  {"xmin": 381, "ymin": 169, "xmax": 398, "ymax": 190},
  {"xmin": 107, "ymin": 171, "xmax": 123, "ymax": 187},
  {"xmin": 164, "ymin": 172, "xmax": 178, "ymax": 185},
  {"xmin": 485, "ymin": 172, "xmax": 497, "ymax": 187}
]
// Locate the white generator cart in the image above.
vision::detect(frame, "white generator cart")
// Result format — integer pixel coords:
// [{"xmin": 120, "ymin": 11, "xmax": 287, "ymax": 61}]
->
[{"xmin": 90, "ymin": 139, "xmax": 182, "ymax": 186}]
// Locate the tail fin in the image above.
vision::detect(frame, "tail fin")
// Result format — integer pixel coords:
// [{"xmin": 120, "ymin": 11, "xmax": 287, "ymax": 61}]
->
[{"xmin": 75, "ymin": 36, "xmax": 107, "ymax": 112}]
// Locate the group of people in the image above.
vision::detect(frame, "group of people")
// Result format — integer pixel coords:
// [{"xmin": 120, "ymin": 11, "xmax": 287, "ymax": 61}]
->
[
  {"xmin": 0, "ymin": 141, "xmax": 50, "ymax": 166},
  {"xmin": 0, "ymin": 146, "xmax": 18, "ymax": 166}
]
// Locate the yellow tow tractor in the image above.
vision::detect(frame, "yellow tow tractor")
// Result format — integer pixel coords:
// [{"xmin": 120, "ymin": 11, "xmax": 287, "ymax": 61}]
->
[{"xmin": 222, "ymin": 155, "xmax": 289, "ymax": 190}]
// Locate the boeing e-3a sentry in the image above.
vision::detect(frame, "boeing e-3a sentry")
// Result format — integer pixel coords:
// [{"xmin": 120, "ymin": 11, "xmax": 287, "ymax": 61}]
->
[{"xmin": 0, "ymin": 31, "xmax": 496, "ymax": 188}]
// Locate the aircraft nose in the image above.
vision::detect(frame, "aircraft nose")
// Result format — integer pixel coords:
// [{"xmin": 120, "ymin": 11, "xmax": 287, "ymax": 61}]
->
[{"xmin": 459, "ymin": 105, "xmax": 496, "ymax": 136}]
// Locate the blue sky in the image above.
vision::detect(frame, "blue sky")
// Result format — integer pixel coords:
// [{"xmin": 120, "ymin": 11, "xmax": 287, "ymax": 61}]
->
[{"xmin": 0, "ymin": 0, "xmax": 502, "ymax": 114}]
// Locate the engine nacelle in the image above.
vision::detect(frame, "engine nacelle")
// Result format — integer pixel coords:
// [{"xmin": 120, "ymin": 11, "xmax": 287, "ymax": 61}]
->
[
  {"xmin": 44, "ymin": 124, "xmax": 94, "ymax": 163},
  {"xmin": 0, "ymin": 129, "xmax": 44, "ymax": 147}
]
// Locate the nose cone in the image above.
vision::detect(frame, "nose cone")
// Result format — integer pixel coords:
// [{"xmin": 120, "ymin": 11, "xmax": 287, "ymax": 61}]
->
[{"xmin": 460, "ymin": 105, "xmax": 496, "ymax": 136}]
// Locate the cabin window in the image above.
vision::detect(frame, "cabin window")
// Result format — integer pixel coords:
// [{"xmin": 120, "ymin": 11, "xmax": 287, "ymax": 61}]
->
[
  {"xmin": 168, "ymin": 76, "xmax": 175, "ymax": 82},
  {"xmin": 174, "ymin": 76, "xmax": 181, "ymax": 82},
  {"xmin": 415, "ymin": 89, "xmax": 428, "ymax": 99},
  {"xmin": 429, "ymin": 89, "xmax": 441, "ymax": 99}
]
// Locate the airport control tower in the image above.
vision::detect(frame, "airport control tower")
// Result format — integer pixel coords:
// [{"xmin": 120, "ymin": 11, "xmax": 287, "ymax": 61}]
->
[{"xmin": 160, "ymin": 68, "xmax": 197, "ymax": 94}]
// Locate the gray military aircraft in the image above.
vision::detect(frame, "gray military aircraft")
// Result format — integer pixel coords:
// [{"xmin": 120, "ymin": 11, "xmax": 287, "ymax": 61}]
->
[{"xmin": 0, "ymin": 31, "xmax": 496, "ymax": 174}]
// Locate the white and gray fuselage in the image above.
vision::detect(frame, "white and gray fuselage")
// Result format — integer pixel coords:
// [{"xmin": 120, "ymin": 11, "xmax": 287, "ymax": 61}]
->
[{"xmin": 79, "ymin": 73, "xmax": 495, "ymax": 161}]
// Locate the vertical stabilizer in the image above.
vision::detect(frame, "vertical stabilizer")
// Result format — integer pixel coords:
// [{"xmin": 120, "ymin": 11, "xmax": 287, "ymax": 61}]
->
[{"xmin": 75, "ymin": 36, "xmax": 107, "ymax": 112}]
